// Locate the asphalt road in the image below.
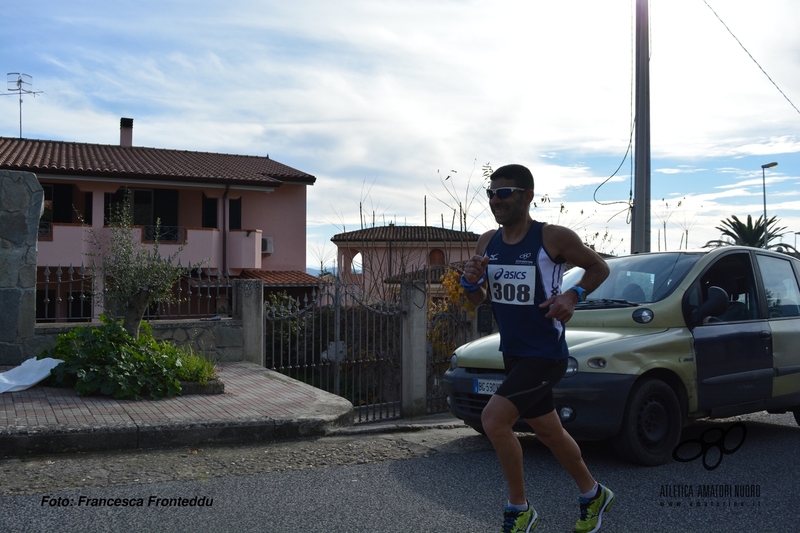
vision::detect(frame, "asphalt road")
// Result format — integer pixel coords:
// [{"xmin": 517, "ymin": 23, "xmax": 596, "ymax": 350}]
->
[{"xmin": 1, "ymin": 411, "xmax": 797, "ymax": 532}]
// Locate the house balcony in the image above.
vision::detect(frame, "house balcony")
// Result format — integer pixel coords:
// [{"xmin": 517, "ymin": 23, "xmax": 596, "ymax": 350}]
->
[{"xmin": 36, "ymin": 223, "xmax": 264, "ymax": 271}]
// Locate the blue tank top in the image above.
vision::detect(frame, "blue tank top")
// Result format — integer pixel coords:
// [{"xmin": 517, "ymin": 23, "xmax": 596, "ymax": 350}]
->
[{"xmin": 485, "ymin": 222, "xmax": 568, "ymax": 359}]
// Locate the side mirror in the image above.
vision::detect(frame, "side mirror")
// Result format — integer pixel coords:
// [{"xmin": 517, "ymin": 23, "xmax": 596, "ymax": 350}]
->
[{"xmin": 690, "ymin": 286, "xmax": 729, "ymax": 325}]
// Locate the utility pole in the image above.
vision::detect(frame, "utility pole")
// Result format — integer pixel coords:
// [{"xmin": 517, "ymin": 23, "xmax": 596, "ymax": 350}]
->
[{"xmin": 631, "ymin": 0, "xmax": 651, "ymax": 254}]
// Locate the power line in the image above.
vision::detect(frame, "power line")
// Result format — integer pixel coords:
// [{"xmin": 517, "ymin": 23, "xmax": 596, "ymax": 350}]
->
[{"xmin": 702, "ymin": 0, "xmax": 800, "ymax": 117}]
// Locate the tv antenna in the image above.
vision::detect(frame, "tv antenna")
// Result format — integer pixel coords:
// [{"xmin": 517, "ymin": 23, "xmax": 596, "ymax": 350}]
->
[{"xmin": 3, "ymin": 73, "xmax": 43, "ymax": 138}]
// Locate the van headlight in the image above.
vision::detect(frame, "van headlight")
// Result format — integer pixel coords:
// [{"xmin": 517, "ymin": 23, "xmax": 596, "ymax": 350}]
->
[
  {"xmin": 564, "ymin": 357, "xmax": 579, "ymax": 377},
  {"xmin": 450, "ymin": 354, "xmax": 458, "ymax": 370}
]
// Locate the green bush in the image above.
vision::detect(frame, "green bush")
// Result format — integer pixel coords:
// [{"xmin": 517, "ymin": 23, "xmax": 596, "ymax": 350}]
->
[
  {"xmin": 171, "ymin": 345, "xmax": 218, "ymax": 386},
  {"xmin": 38, "ymin": 315, "xmax": 217, "ymax": 400}
]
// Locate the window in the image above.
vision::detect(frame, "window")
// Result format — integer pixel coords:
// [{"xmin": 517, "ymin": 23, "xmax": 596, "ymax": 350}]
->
[
  {"xmin": 132, "ymin": 189, "xmax": 153, "ymax": 226},
  {"xmin": 83, "ymin": 192, "xmax": 93, "ymax": 225},
  {"xmin": 39, "ymin": 183, "xmax": 75, "ymax": 237},
  {"xmin": 105, "ymin": 188, "xmax": 178, "ymax": 227},
  {"xmin": 202, "ymin": 194, "xmax": 218, "ymax": 228},
  {"xmin": 229, "ymin": 198, "xmax": 242, "ymax": 230},
  {"xmin": 429, "ymin": 249, "xmax": 445, "ymax": 266},
  {"xmin": 699, "ymin": 253, "xmax": 757, "ymax": 322},
  {"xmin": 757, "ymin": 255, "xmax": 800, "ymax": 318}
]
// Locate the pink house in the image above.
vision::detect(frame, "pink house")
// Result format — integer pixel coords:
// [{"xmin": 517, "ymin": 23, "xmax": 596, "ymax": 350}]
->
[
  {"xmin": 0, "ymin": 119, "xmax": 322, "ymax": 320},
  {"xmin": 332, "ymin": 224, "xmax": 480, "ymax": 299}
]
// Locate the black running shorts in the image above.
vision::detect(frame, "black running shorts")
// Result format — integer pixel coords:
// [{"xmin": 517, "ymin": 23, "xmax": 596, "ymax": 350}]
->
[{"xmin": 495, "ymin": 356, "xmax": 568, "ymax": 419}]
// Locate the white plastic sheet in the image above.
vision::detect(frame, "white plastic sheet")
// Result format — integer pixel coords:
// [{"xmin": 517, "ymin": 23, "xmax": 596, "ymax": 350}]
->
[{"xmin": 0, "ymin": 357, "xmax": 64, "ymax": 393}]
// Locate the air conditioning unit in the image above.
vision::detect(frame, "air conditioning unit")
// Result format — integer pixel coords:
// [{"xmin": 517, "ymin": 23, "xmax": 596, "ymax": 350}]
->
[{"xmin": 261, "ymin": 237, "xmax": 274, "ymax": 255}]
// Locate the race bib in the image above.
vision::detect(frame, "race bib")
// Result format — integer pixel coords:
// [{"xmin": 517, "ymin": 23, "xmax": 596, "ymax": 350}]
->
[{"xmin": 487, "ymin": 265, "xmax": 536, "ymax": 306}]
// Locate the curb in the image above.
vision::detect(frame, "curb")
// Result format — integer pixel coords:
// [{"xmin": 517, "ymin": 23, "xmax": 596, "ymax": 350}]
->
[{"xmin": 0, "ymin": 410, "xmax": 355, "ymax": 456}]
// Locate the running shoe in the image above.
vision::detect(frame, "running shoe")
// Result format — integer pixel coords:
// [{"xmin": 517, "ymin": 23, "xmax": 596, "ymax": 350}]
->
[
  {"xmin": 574, "ymin": 484, "xmax": 614, "ymax": 533},
  {"xmin": 502, "ymin": 502, "xmax": 538, "ymax": 533}
]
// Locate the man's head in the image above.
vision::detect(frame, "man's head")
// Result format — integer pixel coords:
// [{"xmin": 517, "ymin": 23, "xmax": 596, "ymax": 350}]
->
[
  {"xmin": 490, "ymin": 164, "xmax": 534, "ymax": 191},
  {"xmin": 487, "ymin": 164, "xmax": 534, "ymax": 226}
]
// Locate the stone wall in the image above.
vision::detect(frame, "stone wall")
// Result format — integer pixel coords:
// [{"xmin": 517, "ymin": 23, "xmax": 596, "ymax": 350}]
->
[
  {"xmin": 31, "ymin": 319, "xmax": 244, "ymax": 363},
  {"xmin": 0, "ymin": 170, "xmax": 43, "ymax": 365}
]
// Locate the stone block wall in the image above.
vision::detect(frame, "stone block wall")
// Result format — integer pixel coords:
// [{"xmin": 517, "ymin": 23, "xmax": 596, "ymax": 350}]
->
[
  {"xmin": 31, "ymin": 319, "xmax": 244, "ymax": 363},
  {"xmin": 0, "ymin": 170, "xmax": 43, "ymax": 365}
]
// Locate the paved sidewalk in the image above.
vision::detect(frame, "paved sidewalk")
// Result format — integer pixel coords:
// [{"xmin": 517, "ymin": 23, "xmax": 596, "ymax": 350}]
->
[
  {"xmin": 0, "ymin": 362, "xmax": 357, "ymax": 456},
  {"xmin": 0, "ymin": 362, "xmax": 464, "ymax": 456}
]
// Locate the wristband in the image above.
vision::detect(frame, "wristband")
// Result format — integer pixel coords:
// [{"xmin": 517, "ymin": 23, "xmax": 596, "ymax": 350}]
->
[
  {"xmin": 460, "ymin": 273, "xmax": 486, "ymax": 293},
  {"xmin": 568, "ymin": 285, "xmax": 587, "ymax": 301}
]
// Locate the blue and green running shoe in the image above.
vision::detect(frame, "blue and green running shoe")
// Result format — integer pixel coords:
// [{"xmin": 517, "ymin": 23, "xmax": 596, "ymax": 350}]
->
[
  {"xmin": 502, "ymin": 502, "xmax": 538, "ymax": 533},
  {"xmin": 574, "ymin": 484, "xmax": 614, "ymax": 533}
]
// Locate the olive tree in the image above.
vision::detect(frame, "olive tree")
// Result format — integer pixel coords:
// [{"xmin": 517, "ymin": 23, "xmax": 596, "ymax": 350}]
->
[{"xmin": 85, "ymin": 191, "xmax": 200, "ymax": 339}]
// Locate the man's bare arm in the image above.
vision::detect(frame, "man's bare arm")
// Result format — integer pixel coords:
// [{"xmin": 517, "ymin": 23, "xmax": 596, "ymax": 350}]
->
[
  {"xmin": 462, "ymin": 230, "xmax": 495, "ymax": 307},
  {"xmin": 540, "ymin": 224, "xmax": 610, "ymax": 322}
]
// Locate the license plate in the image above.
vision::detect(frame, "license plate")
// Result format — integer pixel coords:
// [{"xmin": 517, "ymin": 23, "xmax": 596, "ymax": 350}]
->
[{"xmin": 473, "ymin": 378, "xmax": 503, "ymax": 395}]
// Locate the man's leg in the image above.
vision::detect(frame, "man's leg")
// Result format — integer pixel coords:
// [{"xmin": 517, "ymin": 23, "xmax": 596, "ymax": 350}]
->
[
  {"xmin": 482, "ymin": 394, "xmax": 527, "ymax": 504},
  {"xmin": 526, "ymin": 410, "xmax": 595, "ymax": 494}
]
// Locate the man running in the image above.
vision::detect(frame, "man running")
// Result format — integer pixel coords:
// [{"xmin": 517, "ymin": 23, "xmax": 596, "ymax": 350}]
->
[{"xmin": 461, "ymin": 164, "xmax": 614, "ymax": 533}]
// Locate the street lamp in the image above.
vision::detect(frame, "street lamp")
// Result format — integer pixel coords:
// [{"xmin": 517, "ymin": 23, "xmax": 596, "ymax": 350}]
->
[{"xmin": 761, "ymin": 162, "xmax": 778, "ymax": 248}]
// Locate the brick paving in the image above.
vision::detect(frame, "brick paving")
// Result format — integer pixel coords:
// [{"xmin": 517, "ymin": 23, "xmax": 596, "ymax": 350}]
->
[{"xmin": 0, "ymin": 362, "xmax": 354, "ymax": 455}]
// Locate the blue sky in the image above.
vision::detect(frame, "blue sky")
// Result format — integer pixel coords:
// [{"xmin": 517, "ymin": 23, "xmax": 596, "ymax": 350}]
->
[{"xmin": 3, "ymin": 0, "xmax": 800, "ymax": 269}]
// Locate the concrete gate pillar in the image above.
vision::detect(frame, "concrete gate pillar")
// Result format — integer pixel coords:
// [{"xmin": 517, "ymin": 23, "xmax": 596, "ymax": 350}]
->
[
  {"xmin": 234, "ymin": 279, "xmax": 265, "ymax": 366},
  {"xmin": 401, "ymin": 280, "xmax": 427, "ymax": 418}
]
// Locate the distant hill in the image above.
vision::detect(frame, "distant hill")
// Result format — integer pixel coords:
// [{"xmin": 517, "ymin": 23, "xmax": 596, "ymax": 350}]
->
[{"xmin": 306, "ymin": 267, "xmax": 338, "ymax": 277}]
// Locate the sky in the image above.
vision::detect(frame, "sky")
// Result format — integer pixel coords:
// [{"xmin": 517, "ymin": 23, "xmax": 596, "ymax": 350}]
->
[{"xmin": 3, "ymin": 0, "xmax": 800, "ymax": 270}]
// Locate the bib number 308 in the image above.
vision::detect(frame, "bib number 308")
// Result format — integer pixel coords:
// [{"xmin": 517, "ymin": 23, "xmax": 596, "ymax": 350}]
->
[
  {"xmin": 487, "ymin": 265, "xmax": 536, "ymax": 306},
  {"xmin": 491, "ymin": 282, "xmax": 531, "ymax": 303}
]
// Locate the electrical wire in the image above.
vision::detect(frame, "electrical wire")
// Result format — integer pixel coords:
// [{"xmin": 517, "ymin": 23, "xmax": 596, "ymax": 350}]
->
[
  {"xmin": 702, "ymin": 0, "xmax": 800, "ymax": 117},
  {"xmin": 592, "ymin": 0, "xmax": 639, "ymax": 224}
]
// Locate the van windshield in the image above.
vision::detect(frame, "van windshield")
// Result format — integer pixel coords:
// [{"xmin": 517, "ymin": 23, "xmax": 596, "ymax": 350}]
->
[{"xmin": 563, "ymin": 252, "xmax": 702, "ymax": 304}]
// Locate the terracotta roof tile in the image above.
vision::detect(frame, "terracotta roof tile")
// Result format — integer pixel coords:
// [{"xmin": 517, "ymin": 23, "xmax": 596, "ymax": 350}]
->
[
  {"xmin": 239, "ymin": 270, "xmax": 327, "ymax": 287},
  {"xmin": 0, "ymin": 137, "xmax": 315, "ymax": 187},
  {"xmin": 331, "ymin": 225, "xmax": 480, "ymax": 243},
  {"xmin": 384, "ymin": 261, "xmax": 466, "ymax": 284}
]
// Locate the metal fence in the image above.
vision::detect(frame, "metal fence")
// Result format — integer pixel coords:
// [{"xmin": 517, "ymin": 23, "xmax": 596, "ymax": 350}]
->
[
  {"xmin": 265, "ymin": 278, "xmax": 403, "ymax": 424},
  {"xmin": 265, "ymin": 279, "xmax": 473, "ymax": 423},
  {"xmin": 35, "ymin": 264, "xmax": 232, "ymax": 323},
  {"xmin": 426, "ymin": 304, "xmax": 473, "ymax": 414}
]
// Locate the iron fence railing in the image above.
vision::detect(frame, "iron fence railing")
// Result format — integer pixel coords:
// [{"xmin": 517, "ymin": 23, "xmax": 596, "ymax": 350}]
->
[
  {"xmin": 265, "ymin": 278, "xmax": 403, "ymax": 424},
  {"xmin": 427, "ymin": 305, "xmax": 472, "ymax": 414},
  {"xmin": 36, "ymin": 264, "xmax": 93, "ymax": 322},
  {"xmin": 35, "ymin": 265, "xmax": 233, "ymax": 323}
]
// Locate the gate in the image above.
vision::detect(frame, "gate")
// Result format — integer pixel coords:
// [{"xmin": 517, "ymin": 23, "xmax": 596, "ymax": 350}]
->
[
  {"xmin": 265, "ymin": 277, "xmax": 403, "ymax": 424},
  {"xmin": 426, "ymin": 303, "xmax": 473, "ymax": 413}
]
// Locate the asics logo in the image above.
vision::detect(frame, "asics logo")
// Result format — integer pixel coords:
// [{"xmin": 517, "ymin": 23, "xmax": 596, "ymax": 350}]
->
[{"xmin": 493, "ymin": 268, "xmax": 527, "ymax": 281}]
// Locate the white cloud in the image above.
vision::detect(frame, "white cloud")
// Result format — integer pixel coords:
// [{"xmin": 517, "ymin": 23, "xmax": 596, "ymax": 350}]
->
[{"xmin": 3, "ymin": 0, "xmax": 800, "ymax": 267}]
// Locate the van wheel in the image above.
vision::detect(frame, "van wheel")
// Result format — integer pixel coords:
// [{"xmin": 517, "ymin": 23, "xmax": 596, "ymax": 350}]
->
[{"xmin": 612, "ymin": 379, "xmax": 682, "ymax": 466}]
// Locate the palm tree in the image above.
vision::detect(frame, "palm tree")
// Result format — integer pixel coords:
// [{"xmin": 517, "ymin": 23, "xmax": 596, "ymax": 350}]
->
[{"xmin": 704, "ymin": 215, "xmax": 796, "ymax": 252}]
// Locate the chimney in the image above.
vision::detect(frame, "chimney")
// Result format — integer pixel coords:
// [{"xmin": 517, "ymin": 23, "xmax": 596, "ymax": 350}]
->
[{"xmin": 120, "ymin": 117, "xmax": 134, "ymax": 146}]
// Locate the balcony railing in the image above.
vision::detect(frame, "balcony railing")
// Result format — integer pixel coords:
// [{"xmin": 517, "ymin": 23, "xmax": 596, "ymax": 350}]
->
[
  {"xmin": 144, "ymin": 225, "xmax": 186, "ymax": 243},
  {"xmin": 38, "ymin": 222, "xmax": 52, "ymax": 240}
]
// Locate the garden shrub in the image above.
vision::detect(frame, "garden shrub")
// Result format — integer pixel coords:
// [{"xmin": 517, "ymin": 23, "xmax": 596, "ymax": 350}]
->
[{"xmin": 38, "ymin": 315, "xmax": 217, "ymax": 400}]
